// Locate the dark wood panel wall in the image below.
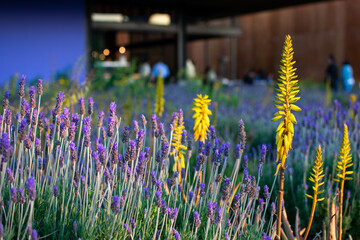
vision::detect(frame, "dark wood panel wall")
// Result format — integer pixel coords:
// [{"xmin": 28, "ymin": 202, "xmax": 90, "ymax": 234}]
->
[{"xmin": 187, "ymin": 0, "xmax": 360, "ymax": 82}]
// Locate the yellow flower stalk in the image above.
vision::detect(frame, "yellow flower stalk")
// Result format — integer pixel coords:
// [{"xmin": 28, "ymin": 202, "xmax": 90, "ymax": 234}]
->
[
  {"xmin": 171, "ymin": 114, "xmax": 187, "ymax": 177},
  {"xmin": 334, "ymin": 124, "xmax": 353, "ymax": 240},
  {"xmin": 192, "ymin": 94, "xmax": 212, "ymax": 142},
  {"xmin": 154, "ymin": 74, "xmax": 164, "ymax": 117},
  {"xmin": 272, "ymin": 35, "xmax": 301, "ymax": 239},
  {"xmin": 304, "ymin": 145, "xmax": 325, "ymax": 240}
]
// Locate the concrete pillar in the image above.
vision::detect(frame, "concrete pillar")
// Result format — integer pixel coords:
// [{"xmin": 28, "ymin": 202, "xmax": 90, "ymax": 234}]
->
[{"xmin": 177, "ymin": 10, "xmax": 186, "ymax": 74}]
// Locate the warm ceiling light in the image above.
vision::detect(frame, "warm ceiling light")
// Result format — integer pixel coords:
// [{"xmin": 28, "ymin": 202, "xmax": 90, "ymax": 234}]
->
[
  {"xmin": 149, "ymin": 13, "xmax": 171, "ymax": 26},
  {"xmin": 103, "ymin": 49, "xmax": 110, "ymax": 56},
  {"xmin": 119, "ymin": 46, "xmax": 126, "ymax": 54},
  {"xmin": 91, "ymin": 13, "xmax": 124, "ymax": 22}
]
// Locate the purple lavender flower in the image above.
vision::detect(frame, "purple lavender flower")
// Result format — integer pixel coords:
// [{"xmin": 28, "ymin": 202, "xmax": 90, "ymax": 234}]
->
[
  {"xmin": 29, "ymin": 86, "xmax": 36, "ymax": 108},
  {"xmin": 19, "ymin": 75, "xmax": 26, "ymax": 98},
  {"xmin": 19, "ymin": 119, "xmax": 28, "ymax": 142},
  {"xmin": 83, "ymin": 125, "xmax": 90, "ymax": 147},
  {"xmin": 69, "ymin": 142, "xmax": 77, "ymax": 163},
  {"xmin": 144, "ymin": 147, "xmax": 150, "ymax": 162},
  {"xmin": 199, "ymin": 183, "xmax": 205, "ymax": 197},
  {"xmin": 151, "ymin": 114, "xmax": 158, "ymax": 132},
  {"xmin": 239, "ymin": 119, "xmax": 246, "ymax": 150},
  {"xmin": 31, "ymin": 229, "xmax": 38, "ymax": 240},
  {"xmin": 156, "ymin": 191, "xmax": 162, "ymax": 207},
  {"xmin": 120, "ymin": 195, "xmax": 125, "ymax": 207},
  {"xmin": 19, "ymin": 188, "xmax": 25, "ymax": 204},
  {"xmin": 189, "ymin": 191, "xmax": 194, "ymax": 203},
  {"xmin": 27, "ymin": 224, "xmax": 32, "ymax": 236},
  {"xmin": 3, "ymin": 90, "xmax": 10, "ymax": 110},
  {"xmin": 221, "ymin": 178, "xmax": 231, "ymax": 202},
  {"xmin": 141, "ymin": 114, "xmax": 147, "ymax": 126},
  {"xmin": 258, "ymin": 198, "xmax": 265, "ymax": 214},
  {"xmin": 209, "ymin": 125, "xmax": 216, "ymax": 140},
  {"xmin": 194, "ymin": 211, "xmax": 201, "ymax": 227},
  {"xmin": 53, "ymin": 185, "xmax": 59, "ymax": 198},
  {"xmin": 79, "ymin": 97, "xmax": 85, "ymax": 115},
  {"xmin": 26, "ymin": 177, "xmax": 36, "ymax": 201},
  {"xmin": 137, "ymin": 129, "xmax": 145, "ymax": 152},
  {"xmin": 212, "ymin": 149, "xmax": 220, "ymax": 165},
  {"xmin": 122, "ymin": 126, "xmax": 130, "ymax": 143},
  {"xmin": 6, "ymin": 168, "xmax": 14, "ymax": 184},
  {"xmin": 179, "ymin": 130, "xmax": 187, "ymax": 145},
  {"xmin": 124, "ymin": 223, "xmax": 132, "ymax": 235},
  {"xmin": 0, "ymin": 223, "xmax": 4, "ymax": 237},
  {"xmin": 262, "ymin": 233, "xmax": 271, "ymax": 240},
  {"xmin": 169, "ymin": 207, "xmax": 178, "ymax": 220},
  {"xmin": 131, "ymin": 218, "xmax": 136, "ymax": 229},
  {"xmin": 233, "ymin": 145, "xmax": 240, "ymax": 159},
  {"xmin": 198, "ymin": 140, "xmax": 204, "ymax": 150},
  {"xmin": 259, "ymin": 144, "xmax": 267, "ymax": 164},
  {"xmin": 68, "ymin": 122, "xmax": 76, "ymax": 142},
  {"xmin": 264, "ymin": 185, "xmax": 270, "ymax": 200},
  {"xmin": 225, "ymin": 233, "xmax": 230, "ymax": 240},
  {"xmin": 133, "ymin": 120, "xmax": 139, "ymax": 136},
  {"xmin": 161, "ymin": 200, "xmax": 167, "ymax": 214},
  {"xmin": 243, "ymin": 155, "xmax": 248, "ymax": 170},
  {"xmin": 20, "ymin": 98, "xmax": 27, "ymax": 117},
  {"xmin": 60, "ymin": 122, "xmax": 66, "ymax": 139},
  {"xmin": 271, "ymin": 202, "xmax": 276, "ymax": 215},
  {"xmin": 232, "ymin": 194, "xmax": 240, "ymax": 212},
  {"xmin": 156, "ymin": 180, "xmax": 162, "ymax": 192},
  {"xmin": 97, "ymin": 111, "xmax": 104, "ymax": 128},
  {"xmin": 54, "ymin": 92, "xmax": 65, "ymax": 115},
  {"xmin": 11, "ymin": 187, "xmax": 17, "ymax": 203},
  {"xmin": 258, "ymin": 163, "xmax": 263, "ymax": 177},
  {"xmin": 73, "ymin": 221, "xmax": 78, "ymax": 233},
  {"xmin": 37, "ymin": 79, "xmax": 43, "ymax": 96},
  {"xmin": 207, "ymin": 201, "xmax": 217, "ymax": 219},
  {"xmin": 126, "ymin": 140, "xmax": 136, "ymax": 162},
  {"xmin": 226, "ymin": 218, "xmax": 231, "ymax": 229},
  {"xmin": 224, "ymin": 142, "xmax": 230, "ymax": 157},
  {"xmin": 61, "ymin": 107, "xmax": 70, "ymax": 128},
  {"xmin": 144, "ymin": 187, "xmax": 149, "ymax": 200},
  {"xmin": 151, "ymin": 172, "xmax": 157, "ymax": 185},
  {"xmin": 109, "ymin": 102, "xmax": 116, "ymax": 117},
  {"xmin": 88, "ymin": 97, "xmax": 94, "ymax": 115},
  {"xmin": 172, "ymin": 228, "xmax": 180, "ymax": 240},
  {"xmin": 203, "ymin": 142, "xmax": 210, "ymax": 157},
  {"xmin": 136, "ymin": 152, "xmax": 146, "ymax": 181},
  {"xmin": 111, "ymin": 195, "xmax": 120, "ymax": 215},
  {"xmin": 5, "ymin": 109, "xmax": 11, "ymax": 126}
]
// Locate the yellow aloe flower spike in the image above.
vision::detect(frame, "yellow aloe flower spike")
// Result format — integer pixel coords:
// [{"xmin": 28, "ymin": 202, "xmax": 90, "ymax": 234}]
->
[
  {"xmin": 273, "ymin": 34, "xmax": 301, "ymax": 239},
  {"xmin": 171, "ymin": 114, "xmax": 187, "ymax": 175},
  {"xmin": 192, "ymin": 94, "xmax": 212, "ymax": 142},
  {"xmin": 272, "ymin": 35, "xmax": 301, "ymax": 174},
  {"xmin": 304, "ymin": 145, "xmax": 325, "ymax": 240},
  {"xmin": 334, "ymin": 123, "xmax": 353, "ymax": 240},
  {"xmin": 154, "ymin": 73, "xmax": 165, "ymax": 117}
]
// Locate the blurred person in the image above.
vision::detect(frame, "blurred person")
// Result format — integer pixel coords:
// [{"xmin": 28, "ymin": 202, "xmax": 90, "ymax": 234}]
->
[
  {"xmin": 185, "ymin": 59, "xmax": 196, "ymax": 79},
  {"xmin": 139, "ymin": 62, "xmax": 151, "ymax": 78},
  {"xmin": 151, "ymin": 61, "xmax": 170, "ymax": 82},
  {"xmin": 325, "ymin": 54, "xmax": 338, "ymax": 91},
  {"xmin": 243, "ymin": 69, "xmax": 256, "ymax": 85},
  {"xmin": 341, "ymin": 59, "xmax": 355, "ymax": 92}
]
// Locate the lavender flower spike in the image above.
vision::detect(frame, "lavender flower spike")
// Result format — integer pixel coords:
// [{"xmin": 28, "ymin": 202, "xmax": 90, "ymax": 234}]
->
[
  {"xmin": 31, "ymin": 229, "xmax": 38, "ymax": 240},
  {"xmin": 172, "ymin": 228, "xmax": 181, "ymax": 240},
  {"xmin": 194, "ymin": 211, "xmax": 201, "ymax": 227},
  {"xmin": 26, "ymin": 177, "xmax": 36, "ymax": 201}
]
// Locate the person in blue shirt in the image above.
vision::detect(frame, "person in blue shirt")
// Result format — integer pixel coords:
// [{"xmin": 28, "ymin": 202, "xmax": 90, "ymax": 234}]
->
[
  {"xmin": 325, "ymin": 55, "xmax": 338, "ymax": 91},
  {"xmin": 341, "ymin": 59, "xmax": 355, "ymax": 92}
]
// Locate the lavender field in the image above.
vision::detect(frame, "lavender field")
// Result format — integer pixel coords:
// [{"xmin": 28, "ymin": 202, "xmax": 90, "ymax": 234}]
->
[{"xmin": 0, "ymin": 36, "xmax": 359, "ymax": 240}]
